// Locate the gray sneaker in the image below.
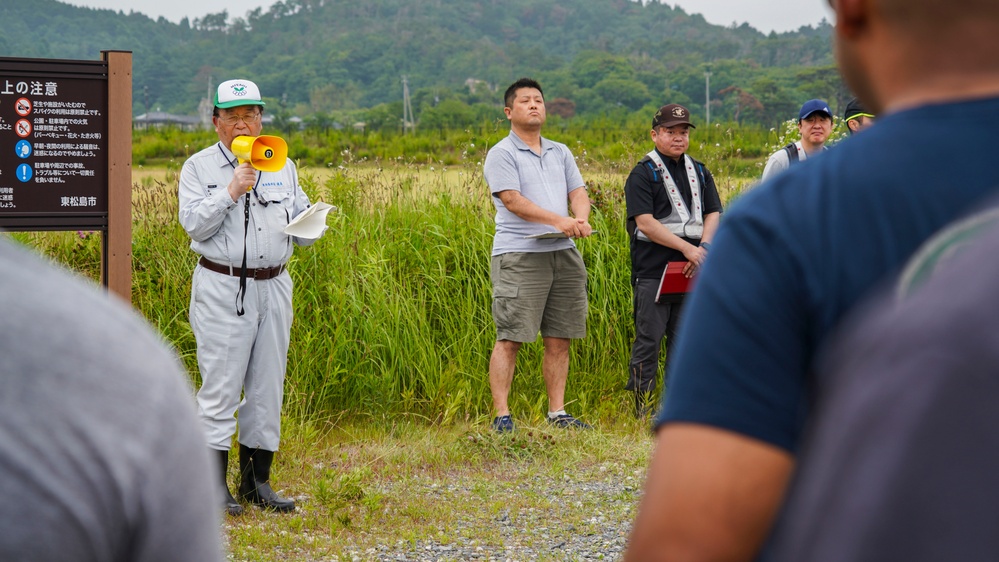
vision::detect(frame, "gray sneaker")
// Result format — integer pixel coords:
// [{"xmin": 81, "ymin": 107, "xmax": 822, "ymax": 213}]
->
[{"xmin": 547, "ymin": 413, "xmax": 592, "ymax": 429}]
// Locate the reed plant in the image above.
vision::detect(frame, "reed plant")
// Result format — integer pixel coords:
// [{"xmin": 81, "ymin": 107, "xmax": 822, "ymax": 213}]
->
[
  {"xmin": 9, "ymin": 123, "xmax": 766, "ymax": 427},
  {"xmin": 5, "ymin": 157, "xmax": 633, "ymax": 426},
  {"xmin": 1, "ymin": 124, "xmax": 789, "ymax": 558},
  {"xmin": 279, "ymin": 147, "xmax": 638, "ymax": 427}
]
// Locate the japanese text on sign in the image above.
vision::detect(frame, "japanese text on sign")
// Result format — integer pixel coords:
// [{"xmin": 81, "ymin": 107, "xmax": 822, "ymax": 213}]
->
[{"xmin": 0, "ymin": 65, "xmax": 108, "ymax": 217}]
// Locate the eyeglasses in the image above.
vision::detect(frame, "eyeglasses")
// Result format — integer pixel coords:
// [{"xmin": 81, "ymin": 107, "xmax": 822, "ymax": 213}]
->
[{"xmin": 219, "ymin": 112, "xmax": 261, "ymax": 126}]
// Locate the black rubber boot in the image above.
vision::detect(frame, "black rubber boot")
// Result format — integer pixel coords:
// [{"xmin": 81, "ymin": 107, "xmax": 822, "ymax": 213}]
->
[
  {"xmin": 238, "ymin": 445, "xmax": 295, "ymax": 512},
  {"xmin": 216, "ymin": 449, "xmax": 244, "ymax": 516}
]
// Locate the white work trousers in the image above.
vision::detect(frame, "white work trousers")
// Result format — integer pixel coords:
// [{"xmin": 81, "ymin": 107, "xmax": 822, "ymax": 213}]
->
[{"xmin": 190, "ymin": 264, "xmax": 293, "ymax": 451}]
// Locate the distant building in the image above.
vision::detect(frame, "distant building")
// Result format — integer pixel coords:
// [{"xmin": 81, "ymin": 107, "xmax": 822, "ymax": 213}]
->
[
  {"xmin": 135, "ymin": 103, "xmax": 303, "ymax": 132},
  {"xmin": 464, "ymin": 78, "xmax": 493, "ymax": 95},
  {"xmin": 133, "ymin": 112, "xmax": 202, "ymax": 131},
  {"xmin": 134, "ymin": 112, "xmax": 289, "ymax": 131}
]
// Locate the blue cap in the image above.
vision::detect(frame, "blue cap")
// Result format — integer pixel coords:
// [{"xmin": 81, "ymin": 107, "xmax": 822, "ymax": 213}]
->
[{"xmin": 798, "ymin": 99, "xmax": 832, "ymax": 121}]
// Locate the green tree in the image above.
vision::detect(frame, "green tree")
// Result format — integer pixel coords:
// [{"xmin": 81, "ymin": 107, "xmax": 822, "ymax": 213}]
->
[
  {"xmin": 571, "ymin": 51, "xmax": 635, "ymax": 89},
  {"xmin": 593, "ymin": 78, "xmax": 651, "ymax": 111},
  {"xmin": 419, "ymin": 99, "xmax": 475, "ymax": 131}
]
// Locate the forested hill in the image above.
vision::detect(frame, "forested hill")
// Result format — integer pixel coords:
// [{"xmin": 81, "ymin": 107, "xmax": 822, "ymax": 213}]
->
[{"xmin": 0, "ymin": 0, "xmax": 838, "ymax": 126}]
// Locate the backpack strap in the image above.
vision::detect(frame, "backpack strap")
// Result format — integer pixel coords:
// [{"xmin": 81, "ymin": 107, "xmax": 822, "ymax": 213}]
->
[
  {"xmin": 628, "ymin": 156, "xmax": 657, "ymax": 241},
  {"xmin": 642, "ymin": 156, "xmax": 658, "ymax": 183},
  {"xmin": 784, "ymin": 143, "xmax": 800, "ymax": 164}
]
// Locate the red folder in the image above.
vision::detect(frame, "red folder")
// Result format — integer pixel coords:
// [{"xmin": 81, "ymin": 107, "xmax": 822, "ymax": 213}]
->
[{"xmin": 656, "ymin": 261, "xmax": 694, "ymax": 304}]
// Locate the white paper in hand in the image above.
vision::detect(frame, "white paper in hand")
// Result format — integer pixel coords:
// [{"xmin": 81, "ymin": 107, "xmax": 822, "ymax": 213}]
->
[
  {"xmin": 525, "ymin": 231, "xmax": 568, "ymax": 240},
  {"xmin": 524, "ymin": 230, "xmax": 598, "ymax": 239},
  {"xmin": 284, "ymin": 202, "xmax": 336, "ymax": 239}
]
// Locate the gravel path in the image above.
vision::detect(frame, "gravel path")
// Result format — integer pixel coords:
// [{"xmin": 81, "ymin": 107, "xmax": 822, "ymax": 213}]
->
[
  {"xmin": 340, "ymin": 473, "xmax": 642, "ymax": 561},
  {"xmin": 223, "ymin": 427, "xmax": 652, "ymax": 562}
]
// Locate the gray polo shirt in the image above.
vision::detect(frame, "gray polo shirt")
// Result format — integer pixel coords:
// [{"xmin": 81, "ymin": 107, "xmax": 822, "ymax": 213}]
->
[{"xmin": 484, "ymin": 131, "xmax": 585, "ymax": 256}]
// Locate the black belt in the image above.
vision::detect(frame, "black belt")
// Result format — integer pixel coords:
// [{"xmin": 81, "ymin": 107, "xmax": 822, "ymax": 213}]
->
[{"xmin": 199, "ymin": 256, "xmax": 285, "ymax": 280}]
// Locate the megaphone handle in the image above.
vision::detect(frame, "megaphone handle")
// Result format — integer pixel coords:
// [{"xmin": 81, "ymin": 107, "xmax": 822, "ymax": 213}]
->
[
  {"xmin": 230, "ymin": 162, "xmax": 259, "ymax": 193},
  {"xmin": 221, "ymin": 144, "xmax": 266, "ymax": 192},
  {"xmin": 246, "ymin": 167, "xmax": 258, "ymax": 190}
]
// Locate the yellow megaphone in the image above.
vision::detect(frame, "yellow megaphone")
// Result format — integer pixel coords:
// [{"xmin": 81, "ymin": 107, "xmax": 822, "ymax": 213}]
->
[{"xmin": 231, "ymin": 135, "xmax": 288, "ymax": 173}]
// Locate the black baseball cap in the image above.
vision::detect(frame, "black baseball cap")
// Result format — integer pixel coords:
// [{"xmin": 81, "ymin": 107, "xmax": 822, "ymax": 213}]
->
[{"xmin": 844, "ymin": 97, "xmax": 874, "ymax": 121}]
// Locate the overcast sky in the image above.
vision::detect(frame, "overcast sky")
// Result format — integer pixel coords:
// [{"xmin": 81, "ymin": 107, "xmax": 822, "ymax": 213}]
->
[{"xmin": 67, "ymin": 0, "xmax": 834, "ymax": 34}]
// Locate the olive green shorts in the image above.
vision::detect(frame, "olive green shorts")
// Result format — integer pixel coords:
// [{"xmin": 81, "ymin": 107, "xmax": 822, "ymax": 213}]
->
[{"xmin": 490, "ymin": 248, "xmax": 588, "ymax": 342}]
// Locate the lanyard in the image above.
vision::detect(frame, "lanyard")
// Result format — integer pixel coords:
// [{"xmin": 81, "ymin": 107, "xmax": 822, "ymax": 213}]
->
[{"xmin": 220, "ymin": 144, "xmax": 263, "ymax": 316}]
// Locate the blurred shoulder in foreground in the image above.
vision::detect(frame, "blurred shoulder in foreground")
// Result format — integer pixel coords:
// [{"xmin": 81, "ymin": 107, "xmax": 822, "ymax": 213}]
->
[
  {"xmin": 772, "ymin": 205, "xmax": 999, "ymax": 561},
  {"xmin": 0, "ymin": 239, "xmax": 223, "ymax": 562}
]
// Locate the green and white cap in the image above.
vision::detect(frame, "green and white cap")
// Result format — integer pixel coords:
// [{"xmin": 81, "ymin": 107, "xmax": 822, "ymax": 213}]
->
[{"xmin": 214, "ymin": 79, "xmax": 265, "ymax": 109}]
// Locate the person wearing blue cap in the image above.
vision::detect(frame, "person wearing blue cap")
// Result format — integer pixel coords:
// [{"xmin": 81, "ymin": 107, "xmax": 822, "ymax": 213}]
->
[{"xmin": 760, "ymin": 99, "xmax": 833, "ymax": 181}]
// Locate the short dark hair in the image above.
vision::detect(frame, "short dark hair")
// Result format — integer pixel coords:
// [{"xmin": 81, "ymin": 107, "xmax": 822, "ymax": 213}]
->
[
  {"xmin": 503, "ymin": 78, "xmax": 544, "ymax": 108},
  {"xmin": 212, "ymin": 105, "xmax": 264, "ymax": 119}
]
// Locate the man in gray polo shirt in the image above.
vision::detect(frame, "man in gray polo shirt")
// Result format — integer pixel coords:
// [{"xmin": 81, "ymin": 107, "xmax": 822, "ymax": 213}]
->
[{"xmin": 483, "ymin": 77, "xmax": 593, "ymax": 433}]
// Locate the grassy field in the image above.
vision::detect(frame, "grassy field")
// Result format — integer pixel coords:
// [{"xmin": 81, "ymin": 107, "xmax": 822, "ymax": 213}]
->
[
  {"xmin": 11, "ymin": 151, "xmax": 762, "ymax": 560},
  {"xmin": 227, "ymin": 415, "xmax": 653, "ymax": 561}
]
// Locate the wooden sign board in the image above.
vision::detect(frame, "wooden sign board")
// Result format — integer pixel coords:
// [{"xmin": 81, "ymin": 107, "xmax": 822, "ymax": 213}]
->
[{"xmin": 0, "ymin": 51, "xmax": 132, "ymax": 302}]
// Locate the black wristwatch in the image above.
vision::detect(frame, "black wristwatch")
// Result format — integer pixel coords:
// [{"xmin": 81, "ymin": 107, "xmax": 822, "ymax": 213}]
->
[{"xmin": 699, "ymin": 242, "xmax": 711, "ymax": 250}]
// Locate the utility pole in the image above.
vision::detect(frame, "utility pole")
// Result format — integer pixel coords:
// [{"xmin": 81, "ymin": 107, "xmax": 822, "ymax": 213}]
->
[
  {"xmin": 704, "ymin": 68, "xmax": 712, "ymax": 126},
  {"xmin": 201, "ymin": 75, "xmax": 214, "ymax": 129},
  {"xmin": 402, "ymin": 75, "xmax": 415, "ymax": 134}
]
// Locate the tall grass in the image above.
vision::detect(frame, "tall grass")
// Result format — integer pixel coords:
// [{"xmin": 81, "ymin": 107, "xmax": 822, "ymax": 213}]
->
[
  {"xmin": 6, "ymin": 156, "xmax": 635, "ymax": 426},
  {"xmin": 9, "ymin": 124, "xmax": 769, "ymax": 427},
  {"xmin": 278, "ymin": 149, "xmax": 640, "ymax": 426}
]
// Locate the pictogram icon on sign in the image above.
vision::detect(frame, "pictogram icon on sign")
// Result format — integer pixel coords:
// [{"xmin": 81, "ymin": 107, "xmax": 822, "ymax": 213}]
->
[
  {"xmin": 15, "ymin": 119, "xmax": 32, "ymax": 138},
  {"xmin": 16, "ymin": 163, "xmax": 33, "ymax": 182},
  {"xmin": 15, "ymin": 97, "xmax": 32, "ymax": 116},
  {"xmin": 15, "ymin": 140, "xmax": 32, "ymax": 158}
]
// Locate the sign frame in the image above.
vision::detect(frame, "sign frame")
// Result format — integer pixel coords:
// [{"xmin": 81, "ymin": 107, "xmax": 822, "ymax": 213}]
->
[{"xmin": 0, "ymin": 51, "xmax": 132, "ymax": 302}]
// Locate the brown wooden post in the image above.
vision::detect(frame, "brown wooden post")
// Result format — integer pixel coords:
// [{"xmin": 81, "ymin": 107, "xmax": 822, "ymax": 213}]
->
[{"xmin": 103, "ymin": 50, "xmax": 132, "ymax": 303}]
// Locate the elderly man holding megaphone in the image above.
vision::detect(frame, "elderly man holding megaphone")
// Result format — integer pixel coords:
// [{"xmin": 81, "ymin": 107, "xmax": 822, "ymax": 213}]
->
[{"xmin": 179, "ymin": 79, "xmax": 325, "ymax": 516}]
